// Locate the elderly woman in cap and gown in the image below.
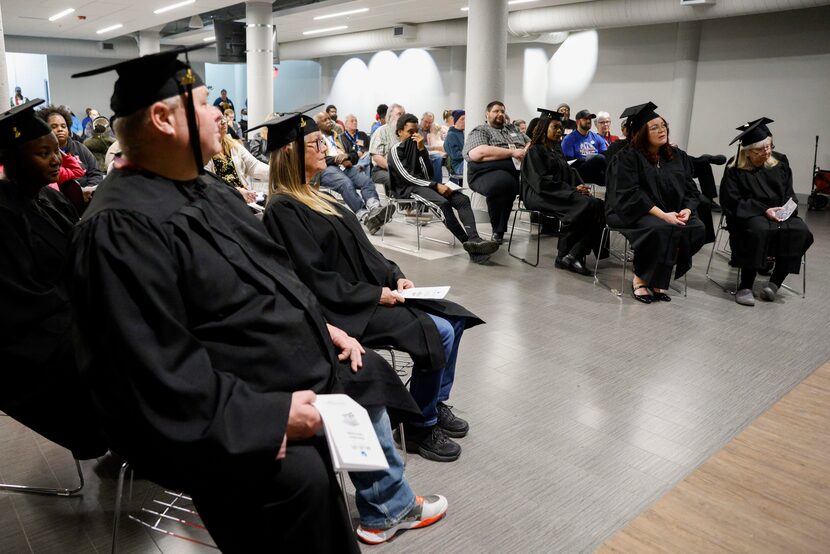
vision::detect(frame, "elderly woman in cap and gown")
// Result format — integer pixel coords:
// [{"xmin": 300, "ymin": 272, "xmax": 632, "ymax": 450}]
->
[
  {"xmin": 520, "ymin": 108, "xmax": 607, "ymax": 274},
  {"xmin": 0, "ymin": 99, "xmax": 105, "ymax": 460},
  {"xmin": 719, "ymin": 117, "xmax": 813, "ymax": 306},
  {"xmin": 605, "ymin": 102, "xmax": 706, "ymax": 303}
]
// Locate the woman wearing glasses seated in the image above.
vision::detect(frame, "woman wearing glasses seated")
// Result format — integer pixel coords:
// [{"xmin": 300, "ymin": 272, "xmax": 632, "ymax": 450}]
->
[
  {"xmin": 521, "ymin": 108, "xmax": 606, "ymax": 275},
  {"xmin": 606, "ymin": 102, "xmax": 706, "ymax": 303},
  {"xmin": 205, "ymin": 108, "xmax": 267, "ymax": 204},
  {"xmin": 719, "ymin": 118, "xmax": 813, "ymax": 306}
]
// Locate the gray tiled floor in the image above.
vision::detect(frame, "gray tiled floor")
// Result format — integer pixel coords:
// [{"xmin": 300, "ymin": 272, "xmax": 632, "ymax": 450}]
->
[{"xmin": 2, "ymin": 208, "xmax": 828, "ymax": 553}]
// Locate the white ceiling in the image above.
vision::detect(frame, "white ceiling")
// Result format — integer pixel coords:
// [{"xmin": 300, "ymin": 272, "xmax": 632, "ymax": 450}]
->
[{"xmin": 3, "ymin": 0, "xmax": 586, "ymax": 45}]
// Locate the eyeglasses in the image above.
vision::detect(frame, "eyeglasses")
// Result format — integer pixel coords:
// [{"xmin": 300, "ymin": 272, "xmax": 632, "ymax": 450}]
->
[
  {"xmin": 306, "ymin": 137, "xmax": 327, "ymax": 151},
  {"xmin": 647, "ymin": 123, "xmax": 668, "ymax": 133},
  {"xmin": 749, "ymin": 144, "xmax": 773, "ymax": 154}
]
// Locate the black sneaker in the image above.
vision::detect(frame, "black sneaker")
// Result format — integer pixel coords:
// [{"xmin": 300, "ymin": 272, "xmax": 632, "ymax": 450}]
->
[
  {"xmin": 404, "ymin": 425, "xmax": 461, "ymax": 462},
  {"xmin": 463, "ymin": 238, "xmax": 499, "ymax": 256},
  {"xmin": 437, "ymin": 402, "xmax": 469, "ymax": 438}
]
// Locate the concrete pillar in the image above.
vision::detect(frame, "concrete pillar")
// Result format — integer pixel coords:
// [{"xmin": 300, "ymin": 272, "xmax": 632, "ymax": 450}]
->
[
  {"xmin": 447, "ymin": 45, "xmax": 466, "ymax": 110},
  {"xmin": 246, "ymin": 1, "xmax": 274, "ymax": 128},
  {"xmin": 669, "ymin": 21, "xmax": 701, "ymax": 151},
  {"xmin": 138, "ymin": 30, "xmax": 160, "ymax": 57},
  {"xmin": 0, "ymin": 3, "xmax": 9, "ymax": 109},
  {"xmin": 464, "ymin": 0, "xmax": 508, "ymax": 127}
]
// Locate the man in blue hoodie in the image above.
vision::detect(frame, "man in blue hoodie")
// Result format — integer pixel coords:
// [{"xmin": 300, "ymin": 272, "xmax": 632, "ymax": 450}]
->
[{"xmin": 560, "ymin": 109, "xmax": 607, "ymax": 186}]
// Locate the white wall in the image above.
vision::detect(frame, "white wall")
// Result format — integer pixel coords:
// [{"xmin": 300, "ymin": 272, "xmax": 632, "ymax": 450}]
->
[
  {"xmin": 6, "ymin": 52, "xmax": 49, "ymax": 105},
  {"xmin": 205, "ymin": 62, "xmax": 246, "ymax": 112}
]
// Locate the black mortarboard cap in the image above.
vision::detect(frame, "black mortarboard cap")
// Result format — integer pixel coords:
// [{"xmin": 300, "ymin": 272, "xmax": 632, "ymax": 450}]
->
[
  {"xmin": 729, "ymin": 117, "xmax": 774, "ymax": 146},
  {"xmin": 536, "ymin": 107, "xmax": 564, "ymax": 122},
  {"xmin": 620, "ymin": 102, "xmax": 659, "ymax": 137},
  {"xmin": 0, "ymin": 99, "xmax": 51, "ymax": 149},
  {"xmin": 247, "ymin": 103, "xmax": 323, "ymax": 184}
]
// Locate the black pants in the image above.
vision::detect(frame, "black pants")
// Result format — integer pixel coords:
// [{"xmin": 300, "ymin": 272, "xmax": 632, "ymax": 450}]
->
[
  {"xmin": 557, "ymin": 196, "xmax": 606, "ymax": 259},
  {"xmin": 468, "ymin": 164, "xmax": 519, "ymax": 234},
  {"xmin": 571, "ymin": 155, "xmax": 606, "ymax": 186},
  {"xmin": 192, "ymin": 439, "xmax": 359, "ymax": 554},
  {"xmin": 371, "ymin": 167, "xmax": 391, "ymax": 195},
  {"xmin": 411, "ymin": 186, "xmax": 480, "ymax": 243}
]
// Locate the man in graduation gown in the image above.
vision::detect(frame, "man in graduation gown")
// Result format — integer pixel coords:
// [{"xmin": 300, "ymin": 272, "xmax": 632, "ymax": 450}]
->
[
  {"xmin": 68, "ymin": 49, "xmax": 370, "ymax": 552},
  {"xmin": 0, "ymin": 100, "xmax": 106, "ymax": 461},
  {"xmin": 521, "ymin": 108, "xmax": 607, "ymax": 274}
]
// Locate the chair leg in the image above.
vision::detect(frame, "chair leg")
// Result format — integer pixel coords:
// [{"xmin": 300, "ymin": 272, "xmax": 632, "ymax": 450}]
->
[
  {"xmin": 620, "ymin": 234, "xmax": 628, "ymax": 298},
  {"xmin": 0, "ymin": 457, "xmax": 85, "ymax": 497},
  {"xmin": 593, "ymin": 226, "xmax": 608, "ymax": 283},
  {"xmin": 398, "ymin": 423, "xmax": 407, "ymax": 468},
  {"xmin": 111, "ymin": 461, "xmax": 130, "ymax": 554},
  {"xmin": 507, "ymin": 209, "xmax": 542, "ymax": 267},
  {"xmin": 338, "ymin": 472, "xmax": 354, "ymax": 527}
]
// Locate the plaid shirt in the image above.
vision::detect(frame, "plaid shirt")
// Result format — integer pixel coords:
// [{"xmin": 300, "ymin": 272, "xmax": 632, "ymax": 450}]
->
[
  {"xmin": 462, "ymin": 124, "xmax": 528, "ymax": 161},
  {"xmin": 368, "ymin": 123, "xmax": 399, "ymax": 158}
]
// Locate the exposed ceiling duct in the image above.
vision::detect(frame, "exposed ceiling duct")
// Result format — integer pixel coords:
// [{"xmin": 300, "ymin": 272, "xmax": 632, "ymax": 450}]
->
[{"xmin": 4, "ymin": 34, "xmax": 217, "ymax": 63}]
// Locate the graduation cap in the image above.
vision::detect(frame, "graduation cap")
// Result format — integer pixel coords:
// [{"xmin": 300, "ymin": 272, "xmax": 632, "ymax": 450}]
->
[
  {"xmin": 620, "ymin": 102, "xmax": 659, "ymax": 136},
  {"xmin": 536, "ymin": 107, "xmax": 564, "ymax": 122},
  {"xmin": 0, "ymin": 99, "xmax": 51, "ymax": 149},
  {"xmin": 246, "ymin": 103, "xmax": 323, "ymax": 184},
  {"xmin": 71, "ymin": 44, "xmax": 209, "ymax": 175},
  {"xmin": 729, "ymin": 117, "xmax": 774, "ymax": 147}
]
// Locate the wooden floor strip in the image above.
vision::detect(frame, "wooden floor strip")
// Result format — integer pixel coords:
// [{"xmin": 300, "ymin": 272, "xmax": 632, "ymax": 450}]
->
[{"xmin": 597, "ymin": 360, "xmax": 830, "ymax": 554}]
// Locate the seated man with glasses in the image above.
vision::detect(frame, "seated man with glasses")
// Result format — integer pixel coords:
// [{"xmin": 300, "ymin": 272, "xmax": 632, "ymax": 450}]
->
[{"xmin": 314, "ymin": 112, "xmax": 390, "ymax": 234}]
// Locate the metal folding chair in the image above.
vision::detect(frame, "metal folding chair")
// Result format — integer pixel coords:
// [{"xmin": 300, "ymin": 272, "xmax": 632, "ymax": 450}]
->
[
  {"xmin": 507, "ymin": 199, "xmax": 562, "ymax": 267},
  {"xmin": 380, "ymin": 192, "xmax": 456, "ymax": 253}
]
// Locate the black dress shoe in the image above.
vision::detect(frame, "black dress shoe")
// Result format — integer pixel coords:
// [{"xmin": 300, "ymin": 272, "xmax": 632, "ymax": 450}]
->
[
  {"xmin": 632, "ymin": 284, "xmax": 653, "ymax": 304},
  {"xmin": 650, "ymin": 289, "xmax": 671, "ymax": 302},
  {"xmin": 554, "ymin": 256, "xmax": 570, "ymax": 269},
  {"xmin": 491, "ymin": 232, "xmax": 504, "ymax": 244},
  {"xmin": 568, "ymin": 256, "xmax": 591, "ymax": 276}
]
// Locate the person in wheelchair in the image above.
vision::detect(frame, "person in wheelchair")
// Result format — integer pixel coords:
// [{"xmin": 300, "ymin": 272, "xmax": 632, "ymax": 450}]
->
[
  {"xmin": 388, "ymin": 113, "xmax": 500, "ymax": 264},
  {"xmin": 605, "ymin": 102, "xmax": 706, "ymax": 303},
  {"xmin": 520, "ymin": 108, "xmax": 607, "ymax": 275},
  {"xmin": 262, "ymin": 114, "xmax": 483, "ymax": 468},
  {"xmin": 720, "ymin": 117, "xmax": 813, "ymax": 306},
  {"xmin": 0, "ymin": 100, "xmax": 106, "ymax": 461}
]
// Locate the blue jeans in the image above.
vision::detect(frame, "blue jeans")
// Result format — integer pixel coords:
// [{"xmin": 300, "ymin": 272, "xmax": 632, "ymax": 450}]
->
[
  {"xmin": 348, "ymin": 406, "xmax": 416, "ymax": 529},
  {"xmin": 320, "ymin": 165, "xmax": 380, "ymax": 214},
  {"xmin": 429, "ymin": 152, "xmax": 445, "ymax": 182},
  {"xmin": 408, "ymin": 315, "xmax": 465, "ymax": 427}
]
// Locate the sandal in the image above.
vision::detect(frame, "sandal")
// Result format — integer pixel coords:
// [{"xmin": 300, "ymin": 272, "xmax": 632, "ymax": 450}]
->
[
  {"xmin": 650, "ymin": 289, "xmax": 671, "ymax": 302},
  {"xmin": 631, "ymin": 284, "xmax": 653, "ymax": 304}
]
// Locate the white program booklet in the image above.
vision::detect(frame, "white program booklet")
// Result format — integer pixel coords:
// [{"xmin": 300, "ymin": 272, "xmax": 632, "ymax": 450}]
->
[
  {"xmin": 776, "ymin": 198, "xmax": 798, "ymax": 221},
  {"xmin": 400, "ymin": 286, "xmax": 450, "ymax": 300},
  {"xmin": 444, "ymin": 181, "xmax": 462, "ymax": 191},
  {"xmin": 314, "ymin": 394, "xmax": 389, "ymax": 472}
]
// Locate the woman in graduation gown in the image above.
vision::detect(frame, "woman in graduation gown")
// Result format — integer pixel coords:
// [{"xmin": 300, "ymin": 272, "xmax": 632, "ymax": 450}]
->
[
  {"xmin": 606, "ymin": 102, "xmax": 706, "ymax": 303},
  {"xmin": 262, "ymin": 116, "xmax": 483, "ymax": 464},
  {"xmin": 719, "ymin": 118, "xmax": 813, "ymax": 306},
  {"xmin": 0, "ymin": 99, "xmax": 105, "ymax": 460},
  {"xmin": 520, "ymin": 109, "xmax": 607, "ymax": 274}
]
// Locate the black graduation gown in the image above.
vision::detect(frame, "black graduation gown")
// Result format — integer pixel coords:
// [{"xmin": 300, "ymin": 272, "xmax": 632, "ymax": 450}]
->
[
  {"xmin": 606, "ymin": 146, "xmax": 706, "ymax": 288},
  {"xmin": 719, "ymin": 152, "xmax": 812, "ymax": 273},
  {"xmin": 0, "ymin": 182, "xmax": 106, "ymax": 459},
  {"xmin": 521, "ymin": 144, "xmax": 607, "ymax": 258},
  {"xmin": 69, "ymin": 168, "xmax": 404, "ymax": 494},
  {"xmin": 263, "ymin": 194, "xmax": 483, "ymax": 372},
  {"xmin": 604, "ymin": 138, "xmax": 629, "ymax": 163}
]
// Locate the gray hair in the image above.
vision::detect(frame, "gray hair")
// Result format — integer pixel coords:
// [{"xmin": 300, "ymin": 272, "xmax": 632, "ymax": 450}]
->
[{"xmin": 596, "ymin": 111, "xmax": 611, "ymax": 122}]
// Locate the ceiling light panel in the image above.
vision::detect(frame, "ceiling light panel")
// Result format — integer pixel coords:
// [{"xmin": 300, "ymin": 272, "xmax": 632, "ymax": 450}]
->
[
  {"xmin": 302, "ymin": 25, "xmax": 348, "ymax": 36},
  {"xmin": 313, "ymin": 8, "xmax": 369, "ymax": 21},
  {"xmin": 48, "ymin": 8, "xmax": 76, "ymax": 22},
  {"xmin": 154, "ymin": 0, "xmax": 196, "ymax": 15}
]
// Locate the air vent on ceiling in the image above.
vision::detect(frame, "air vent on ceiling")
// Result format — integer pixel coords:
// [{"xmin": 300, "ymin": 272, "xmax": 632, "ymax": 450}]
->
[
  {"xmin": 392, "ymin": 24, "xmax": 416, "ymax": 39},
  {"xmin": 99, "ymin": 42, "xmax": 115, "ymax": 51}
]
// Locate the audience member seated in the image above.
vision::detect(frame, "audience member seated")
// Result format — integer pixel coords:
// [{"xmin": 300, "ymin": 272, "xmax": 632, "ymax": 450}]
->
[
  {"xmin": 596, "ymin": 111, "xmax": 619, "ymax": 144},
  {"xmin": 246, "ymin": 111, "xmax": 277, "ymax": 163},
  {"xmin": 388, "ymin": 113, "xmax": 500, "ymax": 263},
  {"xmin": 224, "ymin": 108, "xmax": 243, "ymax": 139},
  {"xmin": 38, "ymin": 104, "xmax": 103, "ymax": 190},
  {"xmin": 605, "ymin": 102, "xmax": 705, "ymax": 303},
  {"xmin": 513, "ymin": 119, "xmax": 528, "ymax": 136},
  {"xmin": 526, "ymin": 117, "xmax": 540, "ymax": 141},
  {"xmin": 81, "ymin": 108, "xmax": 100, "ymax": 139},
  {"xmin": 371, "ymin": 103, "xmax": 388, "ymax": 135},
  {"xmin": 369, "ymin": 102, "xmax": 405, "ymax": 191},
  {"xmin": 418, "ymin": 111, "xmax": 446, "ymax": 180},
  {"xmin": 326, "ymin": 104, "xmax": 345, "ymax": 131},
  {"xmin": 212, "ymin": 88, "xmax": 234, "ymax": 112},
  {"xmin": 205, "ymin": 110, "xmax": 267, "ymax": 204},
  {"xmin": 80, "ymin": 107, "xmax": 95, "ymax": 136},
  {"xmin": 237, "ymin": 111, "xmax": 451, "ymax": 545},
  {"xmin": 463, "ymin": 100, "xmax": 527, "ymax": 244},
  {"xmin": 444, "ymin": 109, "xmax": 466, "ymax": 180},
  {"xmin": 340, "ymin": 114, "xmax": 371, "ymax": 170},
  {"xmin": 521, "ymin": 109, "xmax": 607, "ymax": 275},
  {"xmin": 70, "ymin": 51, "xmax": 436, "ymax": 551},
  {"xmin": 315, "ymin": 111, "xmax": 390, "ymax": 234},
  {"xmin": 440, "ymin": 109, "xmax": 454, "ymax": 140},
  {"xmin": 0, "ymin": 99, "xmax": 106, "ymax": 461},
  {"xmin": 605, "ymin": 115, "xmax": 631, "ymax": 162},
  {"xmin": 556, "ymin": 103, "xmax": 577, "ymax": 134},
  {"xmin": 264, "ymin": 113, "xmax": 487, "ymax": 470},
  {"xmin": 720, "ymin": 117, "xmax": 813, "ymax": 306},
  {"xmin": 561, "ymin": 109, "xmax": 608, "ymax": 186},
  {"xmin": 83, "ymin": 116, "xmax": 116, "ymax": 169}
]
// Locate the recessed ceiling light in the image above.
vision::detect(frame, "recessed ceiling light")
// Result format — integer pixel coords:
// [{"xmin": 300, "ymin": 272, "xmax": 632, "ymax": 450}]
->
[
  {"xmin": 153, "ymin": 0, "xmax": 196, "ymax": 15},
  {"xmin": 96, "ymin": 23, "xmax": 124, "ymax": 34},
  {"xmin": 203, "ymin": 36, "xmax": 216, "ymax": 42},
  {"xmin": 48, "ymin": 8, "xmax": 75, "ymax": 22},
  {"xmin": 313, "ymin": 7, "xmax": 369, "ymax": 21},
  {"xmin": 302, "ymin": 25, "xmax": 348, "ymax": 36}
]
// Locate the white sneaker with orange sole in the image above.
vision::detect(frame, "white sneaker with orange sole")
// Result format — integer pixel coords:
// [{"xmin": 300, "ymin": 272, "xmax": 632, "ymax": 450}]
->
[{"xmin": 356, "ymin": 495, "xmax": 448, "ymax": 545}]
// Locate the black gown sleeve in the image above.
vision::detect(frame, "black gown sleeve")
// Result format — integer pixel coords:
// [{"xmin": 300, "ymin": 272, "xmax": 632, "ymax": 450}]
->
[
  {"xmin": 720, "ymin": 167, "xmax": 768, "ymax": 219},
  {"xmin": 679, "ymin": 150, "xmax": 701, "ymax": 214},
  {"xmin": 263, "ymin": 201, "xmax": 383, "ymax": 321},
  {"xmin": 521, "ymin": 146, "xmax": 577, "ymax": 202},
  {"xmin": 610, "ymin": 149, "xmax": 655, "ymax": 226},
  {"xmin": 70, "ymin": 211, "xmax": 289, "ymax": 458}
]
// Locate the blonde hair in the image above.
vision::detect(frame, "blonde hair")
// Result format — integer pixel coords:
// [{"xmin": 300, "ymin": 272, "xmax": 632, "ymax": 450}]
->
[
  {"xmin": 219, "ymin": 133, "xmax": 238, "ymax": 158},
  {"xmin": 729, "ymin": 136, "xmax": 779, "ymax": 170},
  {"xmin": 268, "ymin": 141, "xmax": 341, "ymax": 217}
]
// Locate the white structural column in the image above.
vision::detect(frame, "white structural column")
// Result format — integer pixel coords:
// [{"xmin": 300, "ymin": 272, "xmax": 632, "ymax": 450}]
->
[
  {"xmin": 0, "ymin": 3, "xmax": 9, "ymax": 109},
  {"xmin": 447, "ymin": 45, "xmax": 466, "ymax": 111},
  {"xmin": 246, "ymin": 1, "xmax": 274, "ymax": 128},
  {"xmin": 464, "ymin": 0, "xmax": 508, "ymax": 127},
  {"xmin": 138, "ymin": 30, "xmax": 160, "ymax": 57},
  {"xmin": 669, "ymin": 21, "xmax": 701, "ymax": 151}
]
